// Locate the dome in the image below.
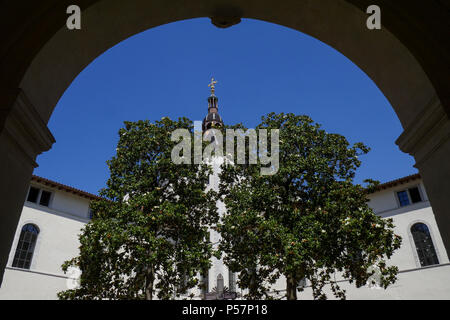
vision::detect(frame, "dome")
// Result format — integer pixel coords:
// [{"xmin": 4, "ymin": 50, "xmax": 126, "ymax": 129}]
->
[
  {"xmin": 204, "ymin": 112, "xmax": 223, "ymax": 123},
  {"xmin": 202, "ymin": 112, "xmax": 224, "ymax": 131}
]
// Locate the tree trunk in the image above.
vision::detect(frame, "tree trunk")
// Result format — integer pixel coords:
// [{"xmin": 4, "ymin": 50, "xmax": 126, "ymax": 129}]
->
[
  {"xmin": 145, "ymin": 265, "xmax": 155, "ymax": 300},
  {"xmin": 286, "ymin": 274, "xmax": 298, "ymax": 300},
  {"xmin": 249, "ymin": 267, "xmax": 259, "ymax": 299}
]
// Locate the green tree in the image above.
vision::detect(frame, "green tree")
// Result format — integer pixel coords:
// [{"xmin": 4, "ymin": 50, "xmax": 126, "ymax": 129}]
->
[
  {"xmin": 217, "ymin": 113, "xmax": 402, "ymax": 300},
  {"xmin": 58, "ymin": 117, "xmax": 218, "ymax": 300}
]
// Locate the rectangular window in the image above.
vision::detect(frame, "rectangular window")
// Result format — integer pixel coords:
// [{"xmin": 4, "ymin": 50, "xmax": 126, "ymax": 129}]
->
[
  {"xmin": 397, "ymin": 190, "xmax": 410, "ymax": 207},
  {"xmin": 408, "ymin": 187, "xmax": 422, "ymax": 203},
  {"xmin": 39, "ymin": 190, "xmax": 52, "ymax": 207},
  {"xmin": 397, "ymin": 186, "xmax": 423, "ymax": 207},
  {"xmin": 26, "ymin": 186, "xmax": 52, "ymax": 207},
  {"xmin": 27, "ymin": 187, "xmax": 40, "ymax": 203}
]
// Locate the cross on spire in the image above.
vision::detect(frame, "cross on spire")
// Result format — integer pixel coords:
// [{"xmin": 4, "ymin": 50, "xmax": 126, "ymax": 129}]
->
[{"xmin": 208, "ymin": 77, "xmax": 218, "ymax": 96}]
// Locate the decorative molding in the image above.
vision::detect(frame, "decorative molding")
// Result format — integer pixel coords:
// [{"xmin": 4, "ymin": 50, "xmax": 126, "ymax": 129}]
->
[
  {"xmin": 24, "ymin": 201, "xmax": 91, "ymax": 224},
  {"xmin": 2, "ymin": 89, "xmax": 55, "ymax": 168},
  {"xmin": 271, "ymin": 263, "xmax": 450, "ymax": 290},
  {"xmin": 396, "ymin": 95, "xmax": 450, "ymax": 168},
  {"xmin": 377, "ymin": 200, "xmax": 430, "ymax": 219},
  {"xmin": 396, "ymin": 262, "xmax": 450, "ymax": 274},
  {"xmin": 5, "ymin": 267, "xmax": 70, "ymax": 280}
]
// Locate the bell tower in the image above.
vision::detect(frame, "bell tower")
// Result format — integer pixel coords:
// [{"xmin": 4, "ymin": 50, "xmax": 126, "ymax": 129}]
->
[
  {"xmin": 202, "ymin": 77, "xmax": 224, "ymax": 132},
  {"xmin": 200, "ymin": 78, "xmax": 237, "ymax": 300}
]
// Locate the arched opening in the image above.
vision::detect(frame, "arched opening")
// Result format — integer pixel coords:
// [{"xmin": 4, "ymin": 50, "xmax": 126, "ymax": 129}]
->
[
  {"xmin": 411, "ymin": 222, "xmax": 440, "ymax": 267},
  {"xmin": 1, "ymin": 0, "xmax": 449, "ymax": 286},
  {"xmin": 11, "ymin": 224, "xmax": 40, "ymax": 270},
  {"xmin": 216, "ymin": 273, "xmax": 224, "ymax": 298},
  {"xmin": 35, "ymin": 17, "xmax": 416, "ymax": 193}
]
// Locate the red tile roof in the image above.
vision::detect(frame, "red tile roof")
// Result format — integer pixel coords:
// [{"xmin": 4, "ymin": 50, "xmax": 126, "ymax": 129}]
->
[
  {"xmin": 31, "ymin": 175, "xmax": 102, "ymax": 201},
  {"xmin": 370, "ymin": 173, "xmax": 421, "ymax": 192},
  {"xmin": 31, "ymin": 172, "xmax": 421, "ymax": 200}
]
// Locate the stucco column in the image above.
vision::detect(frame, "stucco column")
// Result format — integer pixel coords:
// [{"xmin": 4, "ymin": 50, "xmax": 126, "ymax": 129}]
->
[
  {"xmin": 397, "ymin": 96, "xmax": 450, "ymax": 256},
  {"xmin": 0, "ymin": 90, "xmax": 55, "ymax": 286}
]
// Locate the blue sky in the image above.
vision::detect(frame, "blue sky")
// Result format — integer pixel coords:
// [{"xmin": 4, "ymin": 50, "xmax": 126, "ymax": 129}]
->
[{"xmin": 34, "ymin": 18, "xmax": 417, "ymax": 195}]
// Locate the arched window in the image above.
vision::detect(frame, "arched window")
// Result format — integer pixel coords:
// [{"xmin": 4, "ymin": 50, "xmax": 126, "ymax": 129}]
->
[
  {"xmin": 411, "ymin": 223, "xmax": 439, "ymax": 267},
  {"xmin": 216, "ymin": 273, "xmax": 224, "ymax": 296},
  {"xmin": 12, "ymin": 224, "xmax": 39, "ymax": 269}
]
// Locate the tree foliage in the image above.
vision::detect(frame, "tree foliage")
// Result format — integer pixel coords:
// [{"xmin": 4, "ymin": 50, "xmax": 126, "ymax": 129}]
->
[
  {"xmin": 58, "ymin": 117, "xmax": 218, "ymax": 300},
  {"xmin": 217, "ymin": 113, "xmax": 402, "ymax": 300}
]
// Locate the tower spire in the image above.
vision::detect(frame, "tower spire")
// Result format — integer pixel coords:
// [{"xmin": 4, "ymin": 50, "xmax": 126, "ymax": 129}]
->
[
  {"xmin": 208, "ymin": 77, "xmax": 218, "ymax": 96},
  {"xmin": 203, "ymin": 77, "xmax": 224, "ymax": 131}
]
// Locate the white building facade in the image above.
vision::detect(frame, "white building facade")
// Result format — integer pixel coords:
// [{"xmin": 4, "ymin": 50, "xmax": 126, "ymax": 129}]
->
[
  {"xmin": 0, "ymin": 176, "xmax": 95, "ymax": 300},
  {"xmin": 295, "ymin": 174, "xmax": 450, "ymax": 299},
  {"xmin": 0, "ymin": 173, "xmax": 449, "ymax": 300}
]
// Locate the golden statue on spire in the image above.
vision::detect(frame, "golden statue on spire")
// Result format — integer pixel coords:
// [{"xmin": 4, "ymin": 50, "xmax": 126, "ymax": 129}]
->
[{"xmin": 208, "ymin": 77, "xmax": 218, "ymax": 95}]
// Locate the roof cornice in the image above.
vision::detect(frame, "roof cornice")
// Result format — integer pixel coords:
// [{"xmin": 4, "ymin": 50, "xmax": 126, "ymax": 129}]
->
[{"xmin": 31, "ymin": 175, "xmax": 102, "ymax": 201}]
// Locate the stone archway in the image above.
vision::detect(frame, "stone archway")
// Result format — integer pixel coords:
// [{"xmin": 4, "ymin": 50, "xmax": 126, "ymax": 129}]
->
[{"xmin": 1, "ymin": 0, "xmax": 449, "ymax": 285}]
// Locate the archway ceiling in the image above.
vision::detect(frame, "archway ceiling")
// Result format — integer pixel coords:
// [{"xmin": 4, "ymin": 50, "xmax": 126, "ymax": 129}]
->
[{"xmin": 1, "ymin": 0, "xmax": 449, "ymax": 129}]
